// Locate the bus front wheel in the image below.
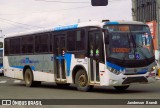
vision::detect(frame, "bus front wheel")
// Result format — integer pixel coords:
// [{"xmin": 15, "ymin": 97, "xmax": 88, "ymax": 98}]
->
[
  {"xmin": 24, "ymin": 68, "xmax": 41, "ymax": 87},
  {"xmin": 114, "ymin": 85, "xmax": 129, "ymax": 91},
  {"xmin": 75, "ymin": 69, "xmax": 93, "ymax": 92}
]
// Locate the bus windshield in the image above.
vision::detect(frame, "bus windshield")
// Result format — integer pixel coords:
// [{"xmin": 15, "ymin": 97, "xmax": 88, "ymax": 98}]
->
[{"xmin": 104, "ymin": 25, "xmax": 155, "ymax": 67}]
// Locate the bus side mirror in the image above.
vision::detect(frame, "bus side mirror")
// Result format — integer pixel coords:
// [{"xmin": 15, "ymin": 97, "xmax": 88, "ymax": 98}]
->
[{"xmin": 91, "ymin": 0, "xmax": 108, "ymax": 6}]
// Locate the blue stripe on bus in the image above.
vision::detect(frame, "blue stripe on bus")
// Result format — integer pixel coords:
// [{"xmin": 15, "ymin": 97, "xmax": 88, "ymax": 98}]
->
[
  {"xmin": 64, "ymin": 53, "xmax": 72, "ymax": 76},
  {"xmin": 0, "ymin": 64, "xmax": 3, "ymax": 68},
  {"xmin": 136, "ymin": 68, "xmax": 148, "ymax": 74},
  {"xmin": 55, "ymin": 56, "xmax": 65, "ymax": 60},
  {"xmin": 54, "ymin": 24, "xmax": 78, "ymax": 31},
  {"xmin": 11, "ymin": 66, "xmax": 36, "ymax": 70},
  {"xmin": 106, "ymin": 62, "xmax": 125, "ymax": 71},
  {"xmin": 136, "ymin": 71, "xmax": 148, "ymax": 74},
  {"xmin": 105, "ymin": 22, "xmax": 119, "ymax": 25}
]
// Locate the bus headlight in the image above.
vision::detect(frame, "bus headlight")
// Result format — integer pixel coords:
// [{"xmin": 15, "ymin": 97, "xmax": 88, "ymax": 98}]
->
[
  {"xmin": 108, "ymin": 67, "xmax": 121, "ymax": 75},
  {"xmin": 150, "ymin": 66, "xmax": 156, "ymax": 72}
]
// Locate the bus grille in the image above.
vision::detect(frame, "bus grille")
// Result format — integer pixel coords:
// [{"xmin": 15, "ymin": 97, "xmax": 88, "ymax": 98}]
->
[{"xmin": 122, "ymin": 77, "xmax": 148, "ymax": 84}]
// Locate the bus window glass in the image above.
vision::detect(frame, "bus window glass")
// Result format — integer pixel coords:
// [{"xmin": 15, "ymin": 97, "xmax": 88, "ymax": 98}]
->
[
  {"xmin": 4, "ymin": 39, "xmax": 10, "ymax": 55},
  {"xmin": 110, "ymin": 32, "xmax": 130, "ymax": 53},
  {"xmin": 67, "ymin": 30, "xmax": 85, "ymax": 51},
  {"xmin": 35, "ymin": 34, "xmax": 50, "ymax": 53},
  {"xmin": 0, "ymin": 50, "xmax": 2, "ymax": 57},
  {"xmin": 67, "ymin": 31, "xmax": 76, "ymax": 51},
  {"xmin": 76, "ymin": 30, "xmax": 85, "ymax": 50},
  {"xmin": 106, "ymin": 26, "xmax": 118, "ymax": 32},
  {"xmin": 10, "ymin": 38, "xmax": 20, "ymax": 54},
  {"xmin": 104, "ymin": 24, "xmax": 154, "ymax": 67},
  {"xmin": 118, "ymin": 26, "xmax": 129, "ymax": 31},
  {"xmin": 22, "ymin": 36, "xmax": 34, "ymax": 54},
  {"xmin": 0, "ymin": 42, "xmax": 3, "ymax": 48}
]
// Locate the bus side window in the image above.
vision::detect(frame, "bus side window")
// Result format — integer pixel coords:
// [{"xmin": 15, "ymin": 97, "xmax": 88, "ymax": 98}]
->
[
  {"xmin": 67, "ymin": 30, "xmax": 76, "ymax": 51},
  {"xmin": 21, "ymin": 36, "xmax": 34, "ymax": 54},
  {"xmin": 75, "ymin": 30, "xmax": 85, "ymax": 50},
  {"xmin": 50, "ymin": 33, "xmax": 53, "ymax": 53},
  {"xmin": 67, "ymin": 29, "xmax": 86, "ymax": 52},
  {"xmin": 4, "ymin": 39, "xmax": 10, "ymax": 55},
  {"xmin": 96, "ymin": 32, "xmax": 104, "ymax": 63},
  {"xmin": 35, "ymin": 33, "xmax": 50, "ymax": 53},
  {"xmin": 10, "ymin": 38, "xmax": 21, "ymax": 54},
  {"xmin": 89, "ymin": 30, "xmax": 104, "ymax": 63}
]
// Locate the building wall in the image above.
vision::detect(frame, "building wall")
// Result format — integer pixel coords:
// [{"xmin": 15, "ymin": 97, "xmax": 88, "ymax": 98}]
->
[{"xmin": 132, "ymin": 0, "xmax": 157, "ymax": 22}]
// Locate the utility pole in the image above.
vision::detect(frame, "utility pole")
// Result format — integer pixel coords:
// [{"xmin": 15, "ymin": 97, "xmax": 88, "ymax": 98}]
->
[
  {"xmin": 157, "ymin": 0, "xmax": 160, "ymax": 50},
  {"xmin": 156, "ymin": 0, "xmax": 160, "ymax": 62}
]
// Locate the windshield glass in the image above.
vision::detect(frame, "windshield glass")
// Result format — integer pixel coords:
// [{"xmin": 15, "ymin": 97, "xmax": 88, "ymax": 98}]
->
[{"xmin": 104, "ymin": 25, "xmax": 154, "ymax": 67}]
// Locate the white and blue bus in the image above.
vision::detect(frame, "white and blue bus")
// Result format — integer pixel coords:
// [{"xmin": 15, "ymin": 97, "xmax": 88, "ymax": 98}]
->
[
  {"xmin": 0, "ymin": 38, "xmax": 4, "ymax": 75},
  {"xmin": 4, "ymin": 21, "xmax": 156, "ymax": 91}
]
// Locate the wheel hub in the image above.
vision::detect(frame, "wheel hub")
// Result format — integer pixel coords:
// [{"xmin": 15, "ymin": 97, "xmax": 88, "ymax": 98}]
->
[
  {"xmin": 78, "ymin": 74, "xmax": 87, "ymax": 87},
  {"xmin": 25, "ymin": 72, "xmax": 31, "ymax": 84}
]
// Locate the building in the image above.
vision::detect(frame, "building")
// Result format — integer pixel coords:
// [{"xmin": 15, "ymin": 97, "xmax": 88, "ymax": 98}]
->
[{"xmin": 132, "ymin": 0, "xmax": 160, "ymax": 61}]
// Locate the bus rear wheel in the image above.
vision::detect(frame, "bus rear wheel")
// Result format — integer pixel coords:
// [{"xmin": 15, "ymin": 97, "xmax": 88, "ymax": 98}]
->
[
  {"xmin": 75, "ymin": 69, "xmax": 93, "ymax": 92},
  {"xmin": 24, "ymin": 68, "xmax": 41, "ymax": 87},
  {"xmin": 114, "ymin": 85, "xmax": 129, "ymax": 91}
]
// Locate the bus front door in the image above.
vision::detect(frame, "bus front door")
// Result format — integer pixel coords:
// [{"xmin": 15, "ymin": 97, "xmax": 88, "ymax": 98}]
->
[
  {"xmin": 88, "ymin": 30, "xmax": 104, "ymax": 84},
  {"xmin": 54, "ymin": 35, "xmax": 67, "ymax": 82}
]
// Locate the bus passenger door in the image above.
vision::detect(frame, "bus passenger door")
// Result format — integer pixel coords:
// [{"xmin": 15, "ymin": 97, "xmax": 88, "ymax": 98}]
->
[
  {"xmin": 54, "ymin": 35, "xmax": 67, "ymax": 82},
  {"xmin": 88, "ymin": 30, "xmax": 105, "ymax": 84}
]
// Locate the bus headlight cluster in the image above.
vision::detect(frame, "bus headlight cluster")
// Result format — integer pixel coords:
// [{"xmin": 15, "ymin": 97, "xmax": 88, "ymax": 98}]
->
[
  {"xmin": 150, "ymin": 66, "xmax": 156, "ymax": 72},
  {"xmin": 107, "ymin": 66, "xmax": 121, "ymax": 75}
]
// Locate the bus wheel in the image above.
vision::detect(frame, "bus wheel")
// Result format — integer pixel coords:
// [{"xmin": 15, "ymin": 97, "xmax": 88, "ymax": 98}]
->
[
  {"xmin": 24, "ymin": 68, "xmax": 41, "ymax": 87},
  {"xmin": 114, "ymin": 85, "xmax": 129, "ymax": 91},
  {"xmin": 75, "ymin": 69, "xmax": 93, "ymax": 92}
]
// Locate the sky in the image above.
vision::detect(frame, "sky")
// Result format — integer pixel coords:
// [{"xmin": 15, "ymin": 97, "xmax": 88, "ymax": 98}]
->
[{"xmin": 0, "ymin": 0, "xmax": 132, "ymax": 35}]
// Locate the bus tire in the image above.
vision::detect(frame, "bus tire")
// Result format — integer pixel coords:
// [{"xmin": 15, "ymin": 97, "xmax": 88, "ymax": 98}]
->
[
  {"xmin": 24, "ymin": 68, "xmax": 41, "ymax": 87},
  {"xmin": 114, "ymin": 85, "xmax": 129, "ymax": 91},
  {"xmin": 75, "ymin": 69, "xmax": 93, "ymax": 92}
]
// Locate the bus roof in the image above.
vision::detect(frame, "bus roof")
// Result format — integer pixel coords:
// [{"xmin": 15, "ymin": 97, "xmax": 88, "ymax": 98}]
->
[
  {"xmin": 5, "ymin": 21, "xmax": 102, "ymax": 38},
  {"xmin": 104, "ymin": 20, "xmax": 145, "ymax": 25},
  {"xmin": 5, "ymin": 20, "xmax": 146, "ymax": 38}
]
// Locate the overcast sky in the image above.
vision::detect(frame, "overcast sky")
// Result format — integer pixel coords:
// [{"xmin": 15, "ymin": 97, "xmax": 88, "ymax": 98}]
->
[{"xmin": 0, "ymin": 0, "xmax": 132, "ymax": 35}]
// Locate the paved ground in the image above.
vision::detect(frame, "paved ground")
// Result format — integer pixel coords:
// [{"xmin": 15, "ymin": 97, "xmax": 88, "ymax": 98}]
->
[{"xmin": 0, "ymin": 76, "xmax": 160, "ymax": 108}]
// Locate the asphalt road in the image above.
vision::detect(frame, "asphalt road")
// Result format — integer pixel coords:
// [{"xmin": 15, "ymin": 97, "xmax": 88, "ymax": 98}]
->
[{"xmin": 0, "ymin": 76, "xmax": 160, "ymax": 108}]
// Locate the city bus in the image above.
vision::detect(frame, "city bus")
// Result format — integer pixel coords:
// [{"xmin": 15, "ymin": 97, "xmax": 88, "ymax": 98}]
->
[
  {"xmin": 3, "ymin": 21, "xmax": 157, "ymax": 91},
  {"xmin": 0, "ymin": 38, "xmax": 4, "ymax": 75}
]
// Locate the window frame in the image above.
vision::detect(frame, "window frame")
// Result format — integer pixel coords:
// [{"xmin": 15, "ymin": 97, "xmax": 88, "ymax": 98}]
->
[
  {"xmin": 66, "ymin": 28, "xmax": 87, "ymax": 53},
  {"xmin": 35, "ymin": 33, "xmax": 51, "ymax": 54}
]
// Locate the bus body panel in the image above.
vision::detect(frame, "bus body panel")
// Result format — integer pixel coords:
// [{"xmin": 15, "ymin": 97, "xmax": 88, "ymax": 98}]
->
[
  {"xmin": 3, "ymin": 21, "xmax": 157, "ymax": 91},
  {"xmin": 33, "ymin": 71, "xmax": 55, "ymax": 82},
  {"xmin": 69, "ymin": 55, "xmax": 89, "ymax": 83},
  {"xmin": 103, "ymin": 62, "xmax": 156, "ymax": 86}
]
